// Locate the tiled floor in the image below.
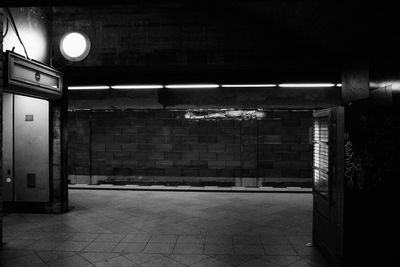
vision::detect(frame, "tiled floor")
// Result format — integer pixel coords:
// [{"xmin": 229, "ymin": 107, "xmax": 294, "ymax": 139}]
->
[{"xmin": 1, "ymin": 190, "xmax": 330, "ymax": 266}]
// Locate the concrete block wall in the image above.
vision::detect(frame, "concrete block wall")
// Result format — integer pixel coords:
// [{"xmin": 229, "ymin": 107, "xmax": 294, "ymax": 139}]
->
[
  {"xmin": 258, "ymin": 111, "xmax": 312, "ymax": 179},
  {"xmin": 68, "ymin": 109, "xmax": 312, "ymax": 185}
]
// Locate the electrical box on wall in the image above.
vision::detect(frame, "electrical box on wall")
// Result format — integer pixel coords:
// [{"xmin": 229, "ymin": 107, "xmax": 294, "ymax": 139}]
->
[{"xmin": 5, "ymin": 51, "xmax": 63, "ymax": 99}]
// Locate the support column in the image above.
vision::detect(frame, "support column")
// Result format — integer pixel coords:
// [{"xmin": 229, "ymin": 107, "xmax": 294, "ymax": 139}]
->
[{"xmin": 45, "ymin": 99, "xmax": 69, "ymax": 213}]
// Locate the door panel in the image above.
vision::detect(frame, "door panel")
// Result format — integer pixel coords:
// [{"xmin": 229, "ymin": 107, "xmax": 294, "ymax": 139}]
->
[
  {"xmin": 312, "ymin": 107, "xmax": 344, "ymax": 266},
  {"xmin": 14, "ymin": 95, "xmax": 49, "ymax": 202},
  {"xmin": 2, "ymin": 93, "xmax": 14, "ymax": 201}
]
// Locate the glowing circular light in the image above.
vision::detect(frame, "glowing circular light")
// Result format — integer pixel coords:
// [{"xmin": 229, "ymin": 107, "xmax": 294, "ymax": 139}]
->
[
  {"xmin": 60, "ymin": 32, "xmax": 91, "ymax": 62},
  {"xmin": 62, "ymin": 33, "xmax": 86, "ymax": 57}
]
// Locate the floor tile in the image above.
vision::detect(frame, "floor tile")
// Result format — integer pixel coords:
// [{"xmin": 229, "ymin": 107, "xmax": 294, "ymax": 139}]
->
[
  {"xmin": 95, "ymin": 233, "xmax": 126, "ymax": 243},
  {"xmin": 288, "ymin": 258, "xmax": 314, "ymax": 267},
  {"xmin": 35, "ymin": 251, "xmax": 77, "ymax": 262},
  {"xmin": 42, "ymin": 233, "xmax": 76, "ymax": 241},
  {"xmin": 204, "ymin": 244, "xmax": 234, "ymax": 255},
  {"xmin": 168, "ymin": 254, "xmax": 210, "ymax": 265},
  {"xmin": 173, "ymin": 242, "xmax": 204, "ymax": 254},
  {"xmin": 55, "ymin": 241, "xmax": 91, "ymax": 251},
  {"xmin": 1, "ymin": 251, "xmax": 46, "ymax": 267},
  {"xmin": 261, "ymin": 235, "xmax": 291, "ymax": 245},
  {"xmin": 13, "ymin": 232, "xmax": 51, "ymax": 240},
  {"xmin": 212, "ymin": 255, "xmax": 260, "ymax": 266},
  {"xmin": 124, "ymin": 253, "xmax": 168, "ymax": 265},
  {"xmin": 83, "ymin": 242, "xmax": 119, "ymax": 252},
  {"xmin": 143, "ymin": 242, "xmax": 175, "ymax": 254},
  {"xmin": 263, "ymin": 255, "xmax": 303, "ymax": 266},
  {"xmin": 28, "ymin": 240, "xmax": 64, "ymax": 251},
  {"xmin": 233, "ymin": 236, "xmax": 262, "ymax": 246},
  {"xmin": 263, "ymin": 244, "xmax": 298, "ymax": 256},
  {"xmin": 237, "ymin": 257, "xmax": 280, "ymax": 267},
  {"xmin": 205, "ymin": 236, "xmax": 233, "ymax": 246},
  {"xmin": 177, "ymin": 235, "xmax": 206, "ymax": 244},
  {"xmin": 47, "ymin": 254, "xmax": 92, "ymax": 267},
  {"xmin": 70, "ymin": 233, "xmax": 100, "ymax": 242},
  {"xmin": 190, "ymin": 257, "xmax": 233, "ymax": 267},
  {"xmin": 2, "ymin": 239, "xmax": 36, "ymax": 249},
  {"xmin": 79, "ymin": 252, "xmax": 120, "ymax": 264},
  {"xmin": 122, "ymin": 233, "xmax": 151, "ymax": 243},
  {"xmin": 234, "ymin": 244, "xmax": 265, "ymax": 255},
  {"xmin": 94, "ymin": 256, "xmax": 135, "ymax": 267},
  {"xmin": 149, "ymin": 234, "xmax": 178, "ymax": 243},
  {"xmin": 113, "ymin": 242, "xmax": 147, "ymax": 253},
  {"xmin": 0, "ymin": 249, "xmax": 35, "ymax": 262},
  {"xmin": 139, "ymin": 256, "xmax": 185, "ymax": 267}
]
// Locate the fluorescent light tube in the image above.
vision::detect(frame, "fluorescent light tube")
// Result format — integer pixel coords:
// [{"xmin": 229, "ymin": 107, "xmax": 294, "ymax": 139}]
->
[
  {"xmin": 336, "ymin": 83, "xmax": 342, "ymax": 87},
  {"xmin": 278, "ymin": 83, "xmax": 335, "ymax": 88},
  {"xmin": 221, "ymin": 84, "xmax": 276, "ymax": 88},
  {"xmin": 68, "ymin": 86, "xmax": 110, "ymax": 90},
  {"xmin": 111, "ymin": 85, "xmax": 163, "ymax": 89},
  {"xmin": 165, "ymin": 84, "xmax": 219, "ymax": 89}
]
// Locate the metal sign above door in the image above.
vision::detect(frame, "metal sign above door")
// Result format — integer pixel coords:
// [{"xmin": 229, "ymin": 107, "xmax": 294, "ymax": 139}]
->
[{"xmin": 5, "ymin": 51, "xmax": 63, "ymax": 99}]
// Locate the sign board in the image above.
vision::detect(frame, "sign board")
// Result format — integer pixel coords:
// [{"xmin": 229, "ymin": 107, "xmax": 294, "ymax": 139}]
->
[{"xmin": 5, "ymin": 51, "xmax": 63, "ymax": 99}]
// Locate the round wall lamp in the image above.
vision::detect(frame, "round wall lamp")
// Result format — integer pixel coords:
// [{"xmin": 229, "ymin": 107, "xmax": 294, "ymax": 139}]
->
[{"xmin": 60, "ymin": 32, "xmax": 91, "ymax": 62}]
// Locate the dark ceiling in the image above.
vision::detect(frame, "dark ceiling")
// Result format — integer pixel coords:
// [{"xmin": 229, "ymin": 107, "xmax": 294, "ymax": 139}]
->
[
  {"xmin": 3, "ymin": 1, "xmax": 397, "ymax": 75},
  {"xmin": 2, "ymin": 1, "xmax": 371, "ymax": 56}
]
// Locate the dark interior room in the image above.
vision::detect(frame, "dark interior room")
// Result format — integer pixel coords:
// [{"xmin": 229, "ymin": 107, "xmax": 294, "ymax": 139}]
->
[{"xmin": 0, "ymin": 1, "xmax": 398, "ymax": 266}]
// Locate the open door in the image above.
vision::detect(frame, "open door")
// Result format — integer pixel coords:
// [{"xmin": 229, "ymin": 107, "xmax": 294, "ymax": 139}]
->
[{"xmin": 312, "ymin": 107, "xmax": 344, "ymax": 266}]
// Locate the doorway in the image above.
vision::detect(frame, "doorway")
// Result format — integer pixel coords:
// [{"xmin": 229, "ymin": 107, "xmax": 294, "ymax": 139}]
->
[{"xmin": 312, "ymin": 107, "xmax": 345, "ymax": 266}]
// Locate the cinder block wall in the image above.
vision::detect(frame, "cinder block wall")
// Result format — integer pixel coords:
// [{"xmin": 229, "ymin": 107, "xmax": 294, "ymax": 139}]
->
[{"xmin": 68, "ymin": 109, "xmax": 312, "ymax": 186}]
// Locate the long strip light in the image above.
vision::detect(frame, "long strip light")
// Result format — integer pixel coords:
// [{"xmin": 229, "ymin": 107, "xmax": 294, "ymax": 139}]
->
[
  {"xmin": 68, "ymin": 83, "xmax": 339, "ymax": 90},
  {"xmin": 221, "ymin": 84, "xmax": 276, "ymax": 88},
  {"xmin": 278, "ymin": 83, "xmax": 335, "ymax": 88},
  {"xmin": 68, "ymin": 86, "xmax": 110, "ymax": 90},
  {"xmin": 111, "ymin": 85, "xmax": 163, "ymax": 89},
  {"xmin": 165, "ymin": 84, "xmax": 219, "ymax": 89}
]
